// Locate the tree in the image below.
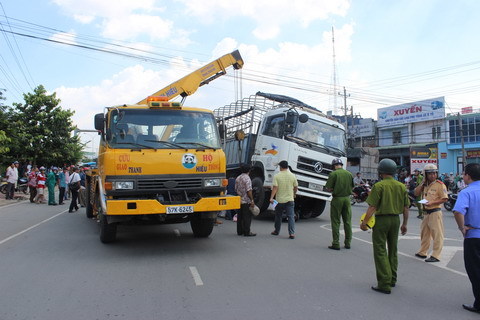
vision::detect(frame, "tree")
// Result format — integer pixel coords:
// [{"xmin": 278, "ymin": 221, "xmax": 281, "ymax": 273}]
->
[
  {"xmin": 5, "ymin": 85, "xmax": 83, "ymax": 166},
  {"xmin": 0, "ymin": 89, "xmax": 10, "ymax": 156}
]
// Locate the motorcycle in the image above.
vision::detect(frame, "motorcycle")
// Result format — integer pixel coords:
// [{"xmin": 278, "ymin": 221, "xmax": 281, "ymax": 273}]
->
[
  {"xmin": 443, "ymin": 193, "xmax": 457, "ymax": 211},
  {"xmin": 408, "ymin": 190, "xmax": 419, "ymax": 208},
  {"xmin": 0, "ymin": 177, "xmax": 28, "ymax": 195},
  {"xmin": 351, "ymin": 184, "xmax": 370, "ymax": 205}
]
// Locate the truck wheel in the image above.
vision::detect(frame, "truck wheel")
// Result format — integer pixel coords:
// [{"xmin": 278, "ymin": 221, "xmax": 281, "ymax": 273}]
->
[
  {"xmin": 85, "ymin": 183, "xmax": 94, "ymax": 218},
  {"xmin": 190, "ymin": 215, "xmax": 214, "ymax": 237},
  {"xmin": 296, "ymin": 198, "xmax": 326, "ymax": 218},
  {"xmin": 99, "ymin": 212, "xmax": 117, "ymax": 243},
  {"xmin": 310, "ymin": 199, "xmax": 326, "ymax": 218},
  {"xmin": 252, "ymin": 177, "xmax": 269, "ymax": 212}
]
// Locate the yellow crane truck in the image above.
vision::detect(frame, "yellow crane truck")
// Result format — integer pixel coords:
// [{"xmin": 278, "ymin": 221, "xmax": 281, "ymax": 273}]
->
[{"xmin": 86, "ymin": 50, "xmax": 243, "ymax": 243}]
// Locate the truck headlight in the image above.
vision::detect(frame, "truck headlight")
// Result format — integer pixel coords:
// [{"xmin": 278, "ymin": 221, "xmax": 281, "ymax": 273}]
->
[
  {"xmin": 114, "ymin": 181, "xmax": 134, "ymax": 190},
  {"xmin": 309, "ymin": 182, "xmax": 323, "ymax": 192},
  {"xmin": 204, "ymin": 178, "xmax": 221, "ymax": 187}
]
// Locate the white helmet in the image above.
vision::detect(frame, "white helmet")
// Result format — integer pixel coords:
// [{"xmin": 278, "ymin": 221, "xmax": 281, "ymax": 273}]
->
[{"xmin": 423, "ymin": 164, "xmax": 438, "ymax": 174}]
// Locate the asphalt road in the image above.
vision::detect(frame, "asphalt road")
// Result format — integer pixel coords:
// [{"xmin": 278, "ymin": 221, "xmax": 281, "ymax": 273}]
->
[{"xmin": 0, "ymin": 200, "xmax": 477, "ymax": 320}]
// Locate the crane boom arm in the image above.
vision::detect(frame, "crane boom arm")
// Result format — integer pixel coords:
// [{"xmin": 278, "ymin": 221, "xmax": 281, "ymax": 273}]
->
[{"xmin": 137, "ymin": 50, "xmax": 244, "ymax": 104}]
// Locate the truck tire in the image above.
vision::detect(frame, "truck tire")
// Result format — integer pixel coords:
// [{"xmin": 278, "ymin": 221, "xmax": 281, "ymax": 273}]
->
[
  {"xmin": 252, "ymin": 177, "xmax": 269, "ymax": 212},
  {"xmin": 310, "ymin": 199, "xmax": 326, "ymax": 218},
  {"xmin": 99, "ymin": 212, "xmax": 117, "ymax": 243},
  {"xmin": 85, "ymin": 183, "xmax": 94, "ymax": 218},
  {"xmin": 190, "ymin": 215, "xmax": 214, "ymax": 237}
]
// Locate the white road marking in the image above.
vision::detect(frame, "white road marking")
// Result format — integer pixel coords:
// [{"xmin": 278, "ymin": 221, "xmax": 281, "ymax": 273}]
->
[
  {"xmin": 189, "ymin": 266, "xmax": 204, "ymax": 286},
  {"xmin": 0, "ymin": 210, "xmax": 67, "ymax": 245},
  {"xmin": 0, "ymin": 200, "xmax": 29, "ymax": 210},
  {"xmin": 320, "ymin": 224, "xmax": 467, "ymax": 277},
  {"xmin": 173, "ymin": 229, "xmax": 181, "ymax": 237}
]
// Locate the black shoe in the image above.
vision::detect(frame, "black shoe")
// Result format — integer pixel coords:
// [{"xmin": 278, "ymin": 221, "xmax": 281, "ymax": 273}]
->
[
  {"xmin": 425, "ymin": 256, "xmax": 440, "ymax": 263},
  {"xmin": 68, "ymin": 210, "xmax": 73, "ymax": 213},
  {"xmin": 344, "ymin": 245, "xmax": 351, "ymax": 249},
  {"xmin": 328, "ymin": 245, "xmax": 340, "ymax": 250},
  {"xmin": 463, "ymin": 304, "xmax": 480, "ymax": 313},
  {"xmin": 371, "ymin": 286, "xmax": 391, "ymax": 294},
  {"xmin": 415, "ymin": 253, "xmax": 427, "ymax": 259},
  {"xmin": 75, "ymin": 207, "xmax": 79, "ymax": 211},
  {"xmin": 289, "ymin": 235, "xmax": 295, "ymax": 239},
  {"xmin": 271, "ymin": 231, "xmax": 279, "ymax": 236},
  {"xmin": 244, "ymin": 233, "xmax": 256, "ymax": 237}
]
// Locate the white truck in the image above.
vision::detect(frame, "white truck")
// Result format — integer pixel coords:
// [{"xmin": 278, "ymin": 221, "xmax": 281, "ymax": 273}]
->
[{"xmin": 214, "ymin": 92, "xmax": 347, "ymax": 219}]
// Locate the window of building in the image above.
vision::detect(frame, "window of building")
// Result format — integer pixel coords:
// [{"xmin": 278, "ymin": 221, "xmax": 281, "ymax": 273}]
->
[
  {"xmin": 393, "ymin": 131, "xmax": 401, "ymax": 144},
  {"xmin": 449, "ymin": 116, "xmax": 480, "ymax": 143},
  {"xmin": 432, "ymin": 126, "xmax": 441, "ymax": 140}
]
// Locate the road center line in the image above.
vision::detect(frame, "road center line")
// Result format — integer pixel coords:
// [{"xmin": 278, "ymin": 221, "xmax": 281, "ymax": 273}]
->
[
  {"xmin": 189, "ymin": 266, "xmax": 204, "ymax": 286},
  {"xmin": 0, "ymin": 210, "xmax": 67, "ymax": 245}
]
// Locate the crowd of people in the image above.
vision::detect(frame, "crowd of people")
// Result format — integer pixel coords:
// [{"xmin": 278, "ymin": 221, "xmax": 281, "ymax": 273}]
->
[
  {"xmin": 3, "ymin": 160, "xmax": 89, "ymax": 213},
  {"xmin": 4, "ymin": 157, "xmax": 479, "ymax": 314},
  {"xmin": 229, "ymin": 158, "xmax": 479, "ymax": 314}
]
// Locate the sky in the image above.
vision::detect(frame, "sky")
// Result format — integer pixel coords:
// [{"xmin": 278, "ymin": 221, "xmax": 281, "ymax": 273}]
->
[{"xmin": 2, "ymin": 0, "xmax": 480, "ymax": 150}]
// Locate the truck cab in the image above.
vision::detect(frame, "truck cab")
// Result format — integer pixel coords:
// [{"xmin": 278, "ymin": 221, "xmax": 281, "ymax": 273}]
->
[
  {"xmin": 215, "ymin": 92, "xmax": 346, "ymax": 218},
  {"xmin": 88, "ymin": 98, "xmax": 240, "ymax": 242}
]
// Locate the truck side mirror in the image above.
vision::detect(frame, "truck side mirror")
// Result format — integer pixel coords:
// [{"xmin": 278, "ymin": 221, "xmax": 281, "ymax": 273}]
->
[
  {"xmin": 284, "ymin": 111, "xmax": 297, "ymax": 134},
  {"xmin": 218, "ymin": 124, "xmax": 226, "ymax": 139},
  {"xmin": 299, "ymin": 113, "xmax": 309, "ymax": 123},
  {"xmin": 94, "ymin": 113, "xmax": 105, "ymax": 132}
]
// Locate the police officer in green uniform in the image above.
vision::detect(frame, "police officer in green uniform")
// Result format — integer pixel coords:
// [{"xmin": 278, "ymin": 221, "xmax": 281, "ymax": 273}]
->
[
  {"xmin": 360, "ymin": 158, "xmax": 409, "ymax": 294},
  {"xmin": 325, "ymin": 158, "xmax": 354, "ymax": 250}
]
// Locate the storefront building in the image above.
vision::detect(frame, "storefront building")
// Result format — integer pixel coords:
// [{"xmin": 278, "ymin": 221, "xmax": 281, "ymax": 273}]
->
[{"xmin": 438, "ymin": 110, "xmax": 480, "ymax": 174}]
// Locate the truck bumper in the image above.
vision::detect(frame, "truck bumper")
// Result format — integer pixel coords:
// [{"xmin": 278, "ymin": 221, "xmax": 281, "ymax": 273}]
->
[{"xmin": 105, "ymin": 195, "xmax": 240, "ymax": 215}]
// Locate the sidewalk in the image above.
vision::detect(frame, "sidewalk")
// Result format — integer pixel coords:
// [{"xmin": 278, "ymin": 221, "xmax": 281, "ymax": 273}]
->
[{"xmin": 0, "ymin": 191, "xmax": 29, "ymax": 207}]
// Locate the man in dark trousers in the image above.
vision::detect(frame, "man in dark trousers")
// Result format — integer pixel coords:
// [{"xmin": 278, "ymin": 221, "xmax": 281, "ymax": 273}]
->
[
  {"xmin": 325, "ymin": 158, "xmax": 354, "ymax": 250},
  {"xmin": 235, "ymin": 164, "xmax": 256, "ymax": 237},
  {"xmin": 453, "ymin": 163, "xmax": 480, "ymax": 314},
  {"xmin": 360, "ymin": 158, "xmax": 409, "ymax": 294}
]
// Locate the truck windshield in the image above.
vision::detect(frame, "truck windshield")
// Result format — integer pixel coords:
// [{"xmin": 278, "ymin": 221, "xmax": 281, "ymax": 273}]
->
[
  {"xmin": 108, "ymin": 109, "xmax": 221, "ymax": 149},
  {"xmin": 294, "ymin": 119, "xmax": 346, "ymax": 154}
]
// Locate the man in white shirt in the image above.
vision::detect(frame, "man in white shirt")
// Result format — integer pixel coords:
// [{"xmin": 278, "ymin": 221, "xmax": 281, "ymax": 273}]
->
[{"xmin": 5, "ymin": 161, "xmax": 19, "ymax": 200}]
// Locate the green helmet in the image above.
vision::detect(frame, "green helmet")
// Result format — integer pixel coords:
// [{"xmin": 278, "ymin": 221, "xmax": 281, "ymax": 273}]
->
[{"xmin": 378, "ymin": 158, "xmax": 397, "ymax": 175}]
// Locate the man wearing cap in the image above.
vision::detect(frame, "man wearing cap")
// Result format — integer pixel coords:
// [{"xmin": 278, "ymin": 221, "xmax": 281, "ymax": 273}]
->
[
  {"xmin": 234, "ymin": 164, "xmax": 256, "ymax": 237},
  {"xmin": 360, "ymin": 158, "xmax": 409, "ymax": 294},
  {"xmin": 47, "ymin": 167, "xmax": 58, "ymax": 205},
  {"xmin": 325, "ymin": 158, "xmax": 354, "ymax": 250},
  {"xmin": 414, "ymin": 164, "xmax": 448, "ymax": 263},
  {"xmin": 270, "ymin": 160, "xmax": 298, "ymax": 239},
  {"xmin": 5, "ymin": 161, "xmax": 19, "ymax": 200}
]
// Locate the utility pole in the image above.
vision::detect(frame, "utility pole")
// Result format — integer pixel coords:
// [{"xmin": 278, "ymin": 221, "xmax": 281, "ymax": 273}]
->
[
  {"xmin": 458, "ymin": 113, "xmax": 467, "ymax": 172},
  {"xmin": 338, "ymin": 86, "xmax": 350, "ymax": 135}
]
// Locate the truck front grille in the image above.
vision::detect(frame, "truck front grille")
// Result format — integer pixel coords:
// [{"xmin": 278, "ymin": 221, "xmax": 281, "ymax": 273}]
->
[
  {"xmin": 137, "ymin": 178, "xmax": 203, "ymax": 190},
  {"xmin": 297, "ymin": 156, "xmax": 333, "ymax": 176}
]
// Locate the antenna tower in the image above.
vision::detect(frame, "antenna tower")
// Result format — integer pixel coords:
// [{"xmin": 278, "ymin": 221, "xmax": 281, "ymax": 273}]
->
[{"xmin": 330, "ymin": 26, "xmax": 339, "ymax": 114}]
